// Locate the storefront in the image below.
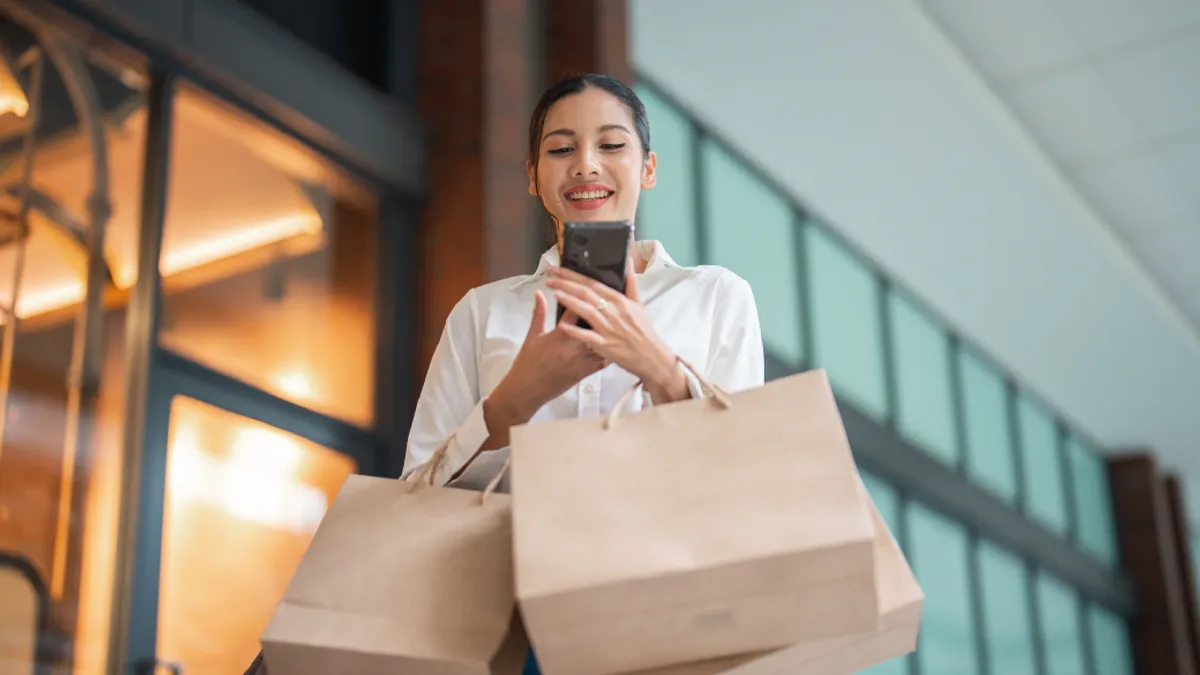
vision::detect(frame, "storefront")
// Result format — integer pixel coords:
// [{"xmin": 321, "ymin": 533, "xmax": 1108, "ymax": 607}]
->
[{"xmin": 0, "ymin": 1, "xmax": 423, "ymax": 673}]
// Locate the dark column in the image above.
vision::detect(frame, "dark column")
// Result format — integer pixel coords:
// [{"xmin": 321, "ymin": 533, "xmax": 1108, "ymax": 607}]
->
[
  {"xmin": 1108, "ymin": 452, "xmax": 1197, "ymax": 675},
  {"xmin": 544, "ymin": 0, "xmax": 631, "ymax": 84},
  {"xmin": 1166, "ymin": 474, "xmax": 1200, "ymax": 670},
  {"xmin": 416, "ymin": 0, "xmax": 535, "ymax": 373}
]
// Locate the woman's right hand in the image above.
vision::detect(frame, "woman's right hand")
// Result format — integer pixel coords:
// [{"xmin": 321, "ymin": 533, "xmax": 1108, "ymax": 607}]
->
[{"xmin": 481, "ymin": 290, "xmax": 606, "ymax": 448}]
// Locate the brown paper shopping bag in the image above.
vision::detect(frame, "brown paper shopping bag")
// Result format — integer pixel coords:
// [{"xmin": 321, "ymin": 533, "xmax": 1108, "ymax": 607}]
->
[
  {"xmin": 509, "ymin": 366, "xmax": 880, "ymax": 675},
  {"xmin": 261, "ymin": 441, "xmax": 528, "ymax": 675},
  {"xmin": 628, "ymin": 483, "xmax": 924, "ymax": 675}
]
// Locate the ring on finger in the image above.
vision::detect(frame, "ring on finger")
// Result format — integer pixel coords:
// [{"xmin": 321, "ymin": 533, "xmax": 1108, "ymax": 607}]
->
[{"xmin": 596, "ymin": 298, "xmax": 608, "ymax": 312}]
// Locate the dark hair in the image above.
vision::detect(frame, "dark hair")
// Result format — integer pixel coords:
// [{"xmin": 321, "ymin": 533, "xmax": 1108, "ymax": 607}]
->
[{"xmin": 527, "ymin": 72, "xmax": 652, "ymax": 179}]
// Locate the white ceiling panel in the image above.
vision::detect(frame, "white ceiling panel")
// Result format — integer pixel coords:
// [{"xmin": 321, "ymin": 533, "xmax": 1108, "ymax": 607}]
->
[
  {"xmin": 1159, "ymin": 131, "xmax": 1200, "ymax": 205},
  {"xmin": 1003, "ymin": 64, "xmax": 1144, "ymax": 163},
  {"xmin": 919, "ymin": 0, "xmax": 1083, "ymax": 81},
  {"xmin": 1128, "ymin": 228, "xmax": 1200, "ymax": 297},
  {"xmin": 1050, "ymin": 0, "xmax": 1200, "ymax": 54},
  {"xmin": 1070, "ymin": 153, "xmax": 1196, "ymax": 233},
  {"xmin": 1100, "ymin": 29, "xmax": 1200, "ymax": 140}
]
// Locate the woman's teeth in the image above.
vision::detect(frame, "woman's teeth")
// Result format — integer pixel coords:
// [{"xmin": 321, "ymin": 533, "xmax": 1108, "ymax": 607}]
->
[{"xmin": 568, "ymin": 190, "xmax": 612, "ymax": 201}]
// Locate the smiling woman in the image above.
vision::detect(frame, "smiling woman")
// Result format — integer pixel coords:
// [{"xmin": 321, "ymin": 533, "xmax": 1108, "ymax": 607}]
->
[{"xmin": 400, "ymin": 73, "xmax": 767, "ymax": 674}]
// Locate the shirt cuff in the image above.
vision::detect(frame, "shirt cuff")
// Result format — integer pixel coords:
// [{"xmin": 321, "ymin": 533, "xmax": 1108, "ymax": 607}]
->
[
  {"xmin": 434, "ymin": 398, "xmax": 492, "ymax": 486},
  {"xmin": 642, "ymin": 362, "xmax": 707, "ymax": 406}
]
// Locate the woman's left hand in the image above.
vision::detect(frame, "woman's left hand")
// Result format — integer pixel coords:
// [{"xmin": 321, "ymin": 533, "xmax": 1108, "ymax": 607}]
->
[{"xmin": 547, "ymin": 264, "xmax": 691, "ymax": 404}]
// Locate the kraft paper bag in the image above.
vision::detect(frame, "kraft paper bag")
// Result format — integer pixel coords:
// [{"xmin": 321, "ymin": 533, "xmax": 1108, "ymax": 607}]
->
[
  {"xmin": 261, "ymin": 442, "xmax": 529, "ymax": 675},
  {"xmin": 626, "ymin": 484, "xmax": 924, "ymax": 675},
  {"xmin": 509, "ymin": 366, "xmax": 880, "ymax": 675}
]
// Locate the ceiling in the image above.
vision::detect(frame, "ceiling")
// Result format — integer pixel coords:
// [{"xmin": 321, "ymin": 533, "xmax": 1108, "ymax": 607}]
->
[{"xmin": 917, "ymin": 0, "xmax": 1200, "ymax": 333}]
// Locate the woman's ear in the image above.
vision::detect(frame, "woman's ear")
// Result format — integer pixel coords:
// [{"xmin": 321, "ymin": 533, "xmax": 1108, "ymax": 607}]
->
[
  {"xmin": 640, "ymin": 151, "xmax": 658, "ymax": 190},
  {"xmin": 527, "ymin": 160, "xmax": 538, "ymax": 196}
]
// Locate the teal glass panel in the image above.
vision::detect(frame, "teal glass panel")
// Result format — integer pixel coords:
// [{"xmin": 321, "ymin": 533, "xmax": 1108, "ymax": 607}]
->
[
  {"xmin": 908, "ymin": 503, "xmax": 979, "ymax": 675},
  {"xmin": 1036, "ymin": 572, "xmax": 1087, "ymax": 675},
  {"xmin": 702, "ymin": 142, "xmax": 803, "ymax": 366},
  {"xmin": 1088, "ymin": 605, "xmax": 1134, "ymax": 675},
  {"xmin": 1066, "ymin": 433, "xmax": 1118, "ymax": 565},
  {"xmin": 805, "ymin": 226, "xmax": 887, "ymax": 419},
  {"xmin": 858, "ymin": 472, "xmax": 909, "ymax": 675},
  {"xmin": 959, "ymin": 348, "xmax": 1018, "ymax": 503},
  {"xmin": 1017, "ymin": 395, "xmax": 1069, "ymax": 534},
  {"xmin": 977, "ymin": 540, "xmax": 1037, "ymax": 675},
  {"xmin": 889, "ymin": 291, "xmax": 956, "ymax": 466},
  {"xmin": 634, "ymin": 85, "xmax": 698, "ymax": 267}
]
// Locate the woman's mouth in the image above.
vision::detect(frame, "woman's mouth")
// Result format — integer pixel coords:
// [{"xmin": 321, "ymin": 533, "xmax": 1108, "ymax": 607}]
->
[{"xmin": 564, "ymin": 187, "xmax": 614, "ymax": 211}]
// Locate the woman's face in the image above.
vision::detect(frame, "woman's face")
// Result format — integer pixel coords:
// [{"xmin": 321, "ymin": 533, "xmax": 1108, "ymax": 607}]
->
[{"xmin": 529, "ymin": 87, "xmax": 657, "ymax": 230}]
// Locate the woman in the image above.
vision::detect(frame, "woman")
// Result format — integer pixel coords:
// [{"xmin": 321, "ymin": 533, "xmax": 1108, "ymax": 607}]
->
[{"xmin": 403, "ymin": 73, "xmax": 765, "ymax": 492}]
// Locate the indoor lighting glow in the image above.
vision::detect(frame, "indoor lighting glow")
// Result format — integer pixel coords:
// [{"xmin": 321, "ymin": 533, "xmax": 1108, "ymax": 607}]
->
[
  {"xmin": 167, "ymin": 422, "xmax": 328, "ymax": 534},
  {"xmin": 12, "ymin": 212, "xmax": 322, "ymax": 319},
  {"xmin": 0, "ymin": 57, "xmax": 29, "ymax": 118},
  {"xmin": 158, "ymin": 213, "xmax": 322, "ymax": 279},
  {"xmin": 276, "ymin": 371, "xmax": 314, "ymax": 400}
]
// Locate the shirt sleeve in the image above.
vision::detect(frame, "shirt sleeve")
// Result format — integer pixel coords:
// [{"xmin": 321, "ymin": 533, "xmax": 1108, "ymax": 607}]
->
[
  {"xmin": 401, "ymin": 290, "xmax": 506, "ymax": 488},
  {"xmin": 695, "ymin": 272, "xmax": 766, "ymax": 394}
]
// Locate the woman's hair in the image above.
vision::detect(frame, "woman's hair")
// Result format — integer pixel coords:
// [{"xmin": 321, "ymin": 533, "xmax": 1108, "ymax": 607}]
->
[{"xmin": 527, "ymin": 72, "xmax": 652, "ymax": 181}]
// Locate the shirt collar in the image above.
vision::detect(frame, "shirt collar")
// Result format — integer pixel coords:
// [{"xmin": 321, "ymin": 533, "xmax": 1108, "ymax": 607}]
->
[{"xmin": 510, "ymin": 239, "xmax": 679, "ymax": 290}]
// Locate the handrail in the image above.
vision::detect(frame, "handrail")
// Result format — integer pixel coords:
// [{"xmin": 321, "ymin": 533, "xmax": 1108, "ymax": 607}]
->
[{"xmin": 0, "ymin": 551, "xmax": 55, "ymax": 675}]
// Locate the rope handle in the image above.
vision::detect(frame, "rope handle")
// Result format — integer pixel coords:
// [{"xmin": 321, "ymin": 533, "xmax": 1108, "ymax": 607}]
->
[
  {"xmin": 603, "ymin": 356, "xmax": 733, "ymax": 430},
  {"xmin": 404, "ymin": 434, "xmax": 454, "ymax": 490}
]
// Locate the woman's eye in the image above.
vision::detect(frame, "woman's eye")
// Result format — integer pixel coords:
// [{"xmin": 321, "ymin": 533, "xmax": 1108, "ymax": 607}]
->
[
  {"xmin": 547, "ymin": 147, "xmax": 572, "ymax": 155},
  {"xmin": 601, "ymin": 143, "xmax": 626, "ymax": 151}
]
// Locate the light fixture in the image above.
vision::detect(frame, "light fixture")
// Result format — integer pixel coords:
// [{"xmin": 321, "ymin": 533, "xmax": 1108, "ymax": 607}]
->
[{"xmin": 0, "ymin": 50, "xmax": 29, "ymax": 118}]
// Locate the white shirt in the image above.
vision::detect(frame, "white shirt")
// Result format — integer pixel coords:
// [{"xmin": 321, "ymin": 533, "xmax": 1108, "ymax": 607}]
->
[{"xmin": 401, "ymin": 240, "xmax": 765, "ymax": 491}]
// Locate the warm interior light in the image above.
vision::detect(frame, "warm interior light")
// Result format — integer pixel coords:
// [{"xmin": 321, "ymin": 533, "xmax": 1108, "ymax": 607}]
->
[
  {"xmin": 168, "ymin": 421, "xmax": 329, "ymax": 535},
  {"xmin": 276, "ymin": 371, "xmax": 314, "ymax": 400},
  {"xmin": 8, "ymin": 212, "xmax": 322, "ymax": 320},
  {"xmin": 0, "ymin": 57, "xmax": 29, "ymax": 118}
]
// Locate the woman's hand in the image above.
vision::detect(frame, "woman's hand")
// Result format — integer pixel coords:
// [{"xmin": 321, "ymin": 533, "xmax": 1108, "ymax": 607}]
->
[
  {"xmin": 482, "ymin": 290, "xmax": 606, "ymax": 449},
  {"xmin": 547, "ymin": 264, "xmax": 691, "ymax": 404}
]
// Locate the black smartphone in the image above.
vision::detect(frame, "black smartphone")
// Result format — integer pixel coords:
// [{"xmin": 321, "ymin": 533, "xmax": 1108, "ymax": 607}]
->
[{"xmin": 555, "ymin": 220, "xmax": 633, "ymax": 328}]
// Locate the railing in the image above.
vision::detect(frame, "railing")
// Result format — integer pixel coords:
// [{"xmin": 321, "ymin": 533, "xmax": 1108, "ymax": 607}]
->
[{"xmin": 633, "ymin": 73, "xmax": 1120, "ymax": 571}]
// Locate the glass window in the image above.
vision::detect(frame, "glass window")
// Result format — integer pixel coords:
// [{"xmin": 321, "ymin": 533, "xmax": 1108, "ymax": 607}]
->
[
  {"xmin": 888, "ymin": 291, "xmax": 956, "ymax": 466},
  {"xmin": 805, "ymin": 225, "xmax": 888, "ymax": 418},
  {"xmin": 157, "ymin": 396, "xmax": 356, "ymax": 674},
  {"xmin": 959, "ymin": 348, "xmax": 1018, "ymax": 503},
  {"xmin": 158, "ymin": 84, "xmax": 379, "ymax": 427},
  {"xmin": 635, "ymin": 85, "xmax": 698, "ymax": 267},
  {"xmin": 1036, "ymin": 572, "xmax": 1087, "ymax": 675},
  {"xmin": 858, "ymin": 473, "xmax": 909, "ymax": 675},
  {"xmin": 1017, "ymin": 395, "xmax": 1069, "ymax": 535},
  {"xmin": 907, "ymin": 502, "xmax": 979, "ymax": 675},
  {"xmin": 701, "ymin": 142, "xmax": 803, "ymax": 366},
  {"xmin": 1088, "ymin": 605, "xmax": 1134, "ymax": 675},
  {"xmin": 977, "ymin": 541, "xmax": 1038, "ymax": 675},
  {"xmin": 0, "ymin": 23, "xmax": 147, "ymax": 674},
  {"xmin": 1066, "ymin": 433, "xmax": 1118, "ymax": 565}
]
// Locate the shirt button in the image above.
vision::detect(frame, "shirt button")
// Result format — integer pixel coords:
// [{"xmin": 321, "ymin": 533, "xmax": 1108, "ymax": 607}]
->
[{"xmin": 583, "ymin": 384, "xmax": 596, "ymax": 395}]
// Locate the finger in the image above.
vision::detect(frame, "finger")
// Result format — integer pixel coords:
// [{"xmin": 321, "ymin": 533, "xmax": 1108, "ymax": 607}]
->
[
  {"xmin": 559, "ymin": 322, "xmax": 607, "ymax": 348},
  {"xmin": 558, "ymin": 308, "xmax": 580, "ymax": 326},
  {"xmin": 554, "ymin": 290, "xmax": 611, "ymax": 331},
  {"xmin": 528, "ymin": 290, "xmax": 547, "ymax": 337},
  {"xmin": 551, "ymin": 267, "xmax": 625, "ymax": 301},
  {"xmin": 547, "ymin": 277, "xmax": 610, "ymax": 307},
  {"xmin": 625, "ymin": 263, "xmax": 640, "ymax": 303}
]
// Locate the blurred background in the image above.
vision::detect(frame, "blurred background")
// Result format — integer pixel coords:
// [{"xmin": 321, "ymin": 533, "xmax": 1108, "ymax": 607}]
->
[{"xmin": 0, "ymin": 0, "xmax": 1196, "ymax": 673}]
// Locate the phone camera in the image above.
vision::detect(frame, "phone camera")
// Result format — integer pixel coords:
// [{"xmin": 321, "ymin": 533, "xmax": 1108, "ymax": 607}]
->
[{"xmin": 573, "ymin": 234, "xmax": 589, "ymax": 246}]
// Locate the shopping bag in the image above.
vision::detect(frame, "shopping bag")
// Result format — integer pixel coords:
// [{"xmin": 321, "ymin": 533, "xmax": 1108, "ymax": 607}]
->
[
  {"xmin": 260, "ymin": 440, "xmax": 529, "ymax": 675},
  {"xmin": 509, "ymin": 365, "xmax": 880, "ymax": 675},
  {"xmin": 627, "ymin": 481, "xmax": 924, "ymax": 675}
]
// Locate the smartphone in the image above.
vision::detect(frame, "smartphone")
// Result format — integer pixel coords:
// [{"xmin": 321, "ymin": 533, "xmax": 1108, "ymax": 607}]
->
[{"xmin": 555, "ymin": 220, "xmax": 633, "ymax": 328}]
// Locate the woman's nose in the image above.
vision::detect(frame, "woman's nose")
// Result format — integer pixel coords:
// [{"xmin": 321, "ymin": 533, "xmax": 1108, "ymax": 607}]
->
[{"xmin": 571, "ymin": 147, "xmax": 601, "ymax": 176}]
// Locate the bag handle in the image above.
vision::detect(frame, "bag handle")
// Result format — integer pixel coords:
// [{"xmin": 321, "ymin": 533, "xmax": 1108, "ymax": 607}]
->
[
  {"xmin": 603, "ymin": 356, "xmax": 733, "ymax": 430},
  {"xmin": 404, "ymin": 434, "xmax": 454, "ymax": 490},
  {"xmin": 479, "ymin": 456, "xmax": 511, "ymax": 505}
]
